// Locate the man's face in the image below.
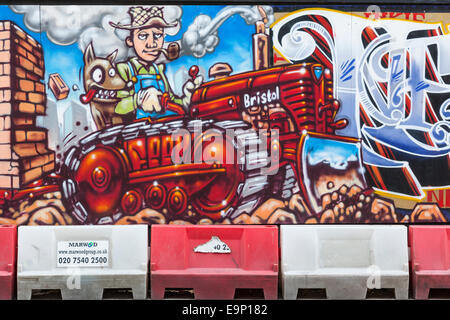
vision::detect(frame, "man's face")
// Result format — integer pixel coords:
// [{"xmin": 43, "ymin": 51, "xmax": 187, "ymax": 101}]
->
[{"xmin": 127, "ymin": 27, "xmax": 164, "ymax": 63}]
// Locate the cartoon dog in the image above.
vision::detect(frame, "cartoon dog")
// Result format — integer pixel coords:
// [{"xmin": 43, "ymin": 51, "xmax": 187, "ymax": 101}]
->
[{"xmin": 80, "ymin": 43, "xmax": 134, "ymax": 130}]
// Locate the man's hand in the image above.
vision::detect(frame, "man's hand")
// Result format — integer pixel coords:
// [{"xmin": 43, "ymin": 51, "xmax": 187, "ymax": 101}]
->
[
  {"xmin": 137, "ymin": 87, "xmax": 163, "ymax": 113},
  {"xmin": 182, "ymin": 75, "xmax": 203, "ymax": 108}
]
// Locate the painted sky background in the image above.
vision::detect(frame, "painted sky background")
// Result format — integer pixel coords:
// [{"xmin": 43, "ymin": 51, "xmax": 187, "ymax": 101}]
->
[{"xmin": 0, "ymin": 5, "xmax": 254, "ymax": 103}]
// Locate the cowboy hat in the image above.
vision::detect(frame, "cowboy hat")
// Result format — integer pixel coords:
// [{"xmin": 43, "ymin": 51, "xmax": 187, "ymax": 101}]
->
[{"xmin": 109, "ymin": 6, "xmax": 177, "ymax": 30}]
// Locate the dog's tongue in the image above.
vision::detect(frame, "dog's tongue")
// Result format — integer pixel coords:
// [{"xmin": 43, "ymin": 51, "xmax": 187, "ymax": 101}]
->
[{"xmin": 80, "ymin": 88, "xmax": 96, "ymax": 104}]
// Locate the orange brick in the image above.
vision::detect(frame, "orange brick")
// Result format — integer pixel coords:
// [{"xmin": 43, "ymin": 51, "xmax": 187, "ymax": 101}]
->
[
  {"xmin": 22, "ymin": 161, "xmax": 30, "ymax": 170},
  {"xmin": 16, "ymin": 45, "xmax": 27, "ymax": 57},
  {"xmin": 12, "ymin": 117, "xmax": 33, "ymax": 126},
  {"xmin": 23, "ymin": 153, "xmax": 51, "ymax": 170},
  {"xmin": 33, "ymin": 66, "xmax": 43, "ymax": 78},
  {"xmin": 28, "ymin": 92, "xmax": 44, "ymax": 104},
  {"xmin": 15, "ymin": 67, "xmax": 25, "ymax": 79},
  {"xmin": 35, "ymin": 104, "xmax": 45, "ymax": 114},
  {"xmin": 43, "ymin": 162, "xmax": 54, "ymax": 173},
  {"xmin": 0, "ymin": 103, "xmax": 11, "ymax": 115},
  {"xmin": 21, "ymin": 159, "xmax": 30, "ymax": 171},
  {"xmin": 14, "ymin": 130, "xmax": 25, "ymax": 142},
  {"xmin": 13, "ymin": 91, "xmax": 27, "ymax": 101},
  {"xmin": 0, "ymin": 75, "xmax": 10, "ymax": 88},
  {"xmin": 27, "ymin": 51, "xmax": 37, "ymax": 64},
  {"xmin": 0, "ymin": 51, "xmax": 10, "ymax": 63},
  {"xmin": 36, "ymin": 143, "xmax": 48, "ymax": 155},
  {"xmin": 18, "ymin": 56, "xmax": 33, "ymax": 72},
  {"xmin": 0, "ymin": 130, "xmax": 10, "ymax": 143},
  {"xmin": 19, "ymin": 79, "xmax": 34, "ymax": 92},
  {"xmin": 14, "ymin": 27, "xmax": 26, "ymax": 40},
  {"xmin": 17, "ymin": 102, "xmax": 35, "ymax": 113},
  {"xmin": 22, "ymin": 166, "xmax": 42, "ymax": 185},
  {"xmin": 26, "ymin": 72, "xmax": 39, "ymax": 81},
  {"xmin": 19, "ymin": 40, "xmax": 32, "ymax": 52},
  {"xmin": 26, "ymin": 34, "xmax": 39, "ymax": 47},
  {"xmin": 35, "ymin": 82, "xmax": 44, "ymax": 93},
  {"xmin": 33, "ymin": 48, "xmax": 42, "ymax": 60},
  {"xmin": 3, "ymin": 22, "xmax": 10, "ymax": 31},
  {"xmin": 3, "ymin": 40, "xmax": 9, "ymax": 51},
  {"xmin": 13, "ymin": 143, "xmax": 40, "ymax": 157},
  {"xmin": 14, "ymin": 143, "xmax": 48, "ymax": 158},
  {"xmin": 26, "ymin": 130, "xmax": 46, "ymax": 142}
]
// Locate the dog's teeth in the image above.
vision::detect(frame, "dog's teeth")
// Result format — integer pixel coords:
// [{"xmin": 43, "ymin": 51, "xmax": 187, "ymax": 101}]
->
[{"xmin": 93, "ymin": 89, "xmax": 118, "ymax": 99}]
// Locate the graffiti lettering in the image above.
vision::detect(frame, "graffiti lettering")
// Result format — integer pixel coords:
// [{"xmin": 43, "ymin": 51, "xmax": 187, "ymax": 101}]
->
[
  {"xmin": 273, "ymin": 9, "xmax": 450, "ymax": 199},
  {"xmin": 243, "ymin": 87, "xmax": 280, "ymax": 108},
  {"xmin": 363, "ymin": 11, "xmax": 426, "ymax": 22}
]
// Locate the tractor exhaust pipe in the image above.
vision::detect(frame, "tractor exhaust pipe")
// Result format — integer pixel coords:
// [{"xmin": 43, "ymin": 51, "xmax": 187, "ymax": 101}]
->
[{"xmin": 253, "ymin": 6, "xmax": 269, "ymax": 70}]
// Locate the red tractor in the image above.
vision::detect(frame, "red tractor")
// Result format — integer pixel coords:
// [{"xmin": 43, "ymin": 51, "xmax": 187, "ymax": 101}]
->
[{"xmin": 60, "ymin": 62, "xmax": 367, "ymax": 224}]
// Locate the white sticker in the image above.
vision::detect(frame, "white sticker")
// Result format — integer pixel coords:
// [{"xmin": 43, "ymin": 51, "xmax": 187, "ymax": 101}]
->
[
  {"xmin": 194, "ymin": 236, "xmax": 231, "ymax": 254},
  {"xmin": 57, "ymin": 240, "xmax": 109, "ymax": 267}
]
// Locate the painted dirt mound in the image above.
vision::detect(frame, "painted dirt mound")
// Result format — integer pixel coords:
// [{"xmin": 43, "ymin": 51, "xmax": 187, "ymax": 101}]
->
[{"xmin": 1, "ymin": 186, "xmax": 445, "ymax": 225}]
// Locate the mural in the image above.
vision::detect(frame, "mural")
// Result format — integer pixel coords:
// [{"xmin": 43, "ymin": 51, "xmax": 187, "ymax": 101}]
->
[{"xmin": 0, "ymin": 4, "xmax": 447, "ymax": 226}]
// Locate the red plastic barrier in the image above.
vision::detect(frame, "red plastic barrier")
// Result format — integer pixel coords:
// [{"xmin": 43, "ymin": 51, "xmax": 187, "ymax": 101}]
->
[
  {"xmin": 409, "ymin": 226, "xmax": 450, "ymax": 299},
  {"xmin": 150, "ymin": 225, "xmax": 278, "ymax": 299},
  {"xmin": 0, "ymin": 225, "xmax": 17, "ymax": 300}
]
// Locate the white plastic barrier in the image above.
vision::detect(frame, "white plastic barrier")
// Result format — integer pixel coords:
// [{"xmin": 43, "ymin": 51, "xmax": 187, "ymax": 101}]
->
[
  {"xmin": 17, "ymin": 225, "xmax": 148, "ymax": 300},
  {"xmin": 280, "ymin": 225, "xmax": 409, "ymax": 300}
]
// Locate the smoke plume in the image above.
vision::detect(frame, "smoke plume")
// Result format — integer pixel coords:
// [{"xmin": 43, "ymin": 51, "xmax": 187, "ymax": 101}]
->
[{"xmin": 10, "ymin": 5, "xmax": 274, "ymax": 60}]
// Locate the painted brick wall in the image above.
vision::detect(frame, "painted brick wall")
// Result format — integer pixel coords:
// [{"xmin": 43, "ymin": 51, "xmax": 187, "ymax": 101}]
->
[{"xmin": 0, "ymin": 20, "xmax": 55, "ymax": 191}]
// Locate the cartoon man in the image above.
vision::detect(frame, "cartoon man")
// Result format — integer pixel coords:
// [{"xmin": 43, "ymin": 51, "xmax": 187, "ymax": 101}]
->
[{"xmin": 110, "ymin": 6, "xmax": 202, "ymax": 119}]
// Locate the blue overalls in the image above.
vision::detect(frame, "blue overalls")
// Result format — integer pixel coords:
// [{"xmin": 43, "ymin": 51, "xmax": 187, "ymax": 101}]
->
[{"xmin": 128, "ymin": 61, "xmax": 177, "ymax": 119}]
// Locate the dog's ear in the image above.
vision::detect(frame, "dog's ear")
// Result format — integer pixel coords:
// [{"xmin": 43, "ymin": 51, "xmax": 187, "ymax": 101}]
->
[
  {"xmin": 106, "ymin": 49, "xmax": 118, "ymax": 63},
  {"xmin": 84, "ymin": 43, "xmax": 96, "ymax": 65}
]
